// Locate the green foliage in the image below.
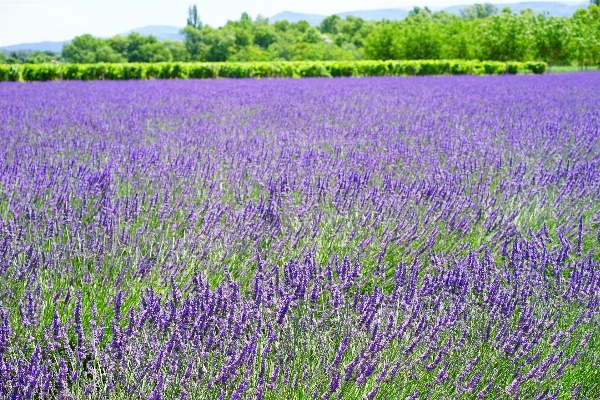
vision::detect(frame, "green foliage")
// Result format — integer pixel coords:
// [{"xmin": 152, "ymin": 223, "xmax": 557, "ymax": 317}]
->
[
  {"xmin": 460, "ymin": 3, "xmax": 498, "ymax": 20},
  {"xmin": 186, "ymin": 5, "xmax": 203, "ymax": 30},
  {"xmin": 320, "ymin": 15, "xmax": 343, "ymax": 35},
  {"xmin": 0, "ymin": 60, "xmax": 548, "ymax": 83},
  {"xmin": 475, "ymin": 11, "xmax": 535, "ymax": 61},
  {"xmin": 0, "ymin": 50, "xmax": 60, "ymax": 64},
  {"xmin": 363, "ymin": 23, "xmax": 399, "ymax": 60},
  {"xmin": 253, "ymin": 24, "xmax": 278, "ymax": 48},
  {"xmin": 21, "ymin": 64, "xmax": 61, "ymax": 81},
  {"xmin": 13, "ymin": 4, "xmax": 600, "ymax": 69},
  {"xmin": 506, "ymin": 61, "xmax": 520, "ymax": 74},
  {"xmin": 158, "ymin": 62, "xmax": 189, "ymax": 79},
  {"xmin": 481, "ymin": 60, "xmax": 505, "ymax": 74},
  {"xmin": 535, "ymin": 14, "xmax": 572, "ymax": 65},
  {"xmin": 525, "ymin": 60, "xmax": 547, "ymax": 73},
  {"xmin": 300, "ymin": 27, "xmax": 323, "ymax": 44},
  {"xmin": 62, "ymin": 34, "xmax": 125, "ymax": 63},
  {"xmin": 0, "ymin": 65, "xmax": 17, "ymax": 81},
  {"xmin": 180, "ymin": 25, "xmax": 205, "ymax": 61},
  {"xmin": 107, "ymin": 33, "xmax": 172, "ymax": 62},
  {"xmin": 60, "ymin": 63, "xmax": 83, "ymax": 80},
  {"xmin": 570, "ymin": 5, "xmax": 600, "ymax": 68},
  {"xmin": 399, "ymin": 15, "xmax": 443, "ymax": 60},
  {"xmin": 200, "ymin": 27, "xmax": 237, "ymax": 61},
  {"xmin": 163, "ymin": 40, "xmax": 190, "ymax": 62}
]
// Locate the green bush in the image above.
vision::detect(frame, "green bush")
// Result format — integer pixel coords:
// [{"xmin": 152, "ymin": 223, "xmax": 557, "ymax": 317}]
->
[
  {"xmin": 3, "ymin": 60, "xmax": 548, "ymax": 82},
  {"xmin": 158, "ymin": 63, "xmax": 189, "ymax": 79},
  {"xmin": 506, "ymin": 62, "xmax": 520, "ymax": 75},
  {"xmin": 145, "ymin": 63, "xmax": 161, "ymax": 79},
  {"xmin": 482, "ymin": 61, "xmax": 504, "ymax": 75},
  {"xmin": 80, "ymin": 63, "xmax": 108, "ymax": 80},
  {"xmin": 417, "ymin": 60, "xmax": 445, "ymax": 76},
  {"xmin": 121, "ymin": 63, "xmax": 146, "ymax": 80},
  {"xmin": 296, "ymin": 63, "xmax": 331, "ymax": 78},
  {"xmin": 60, "ymin": 64, "xmax": 83, "ymax": 80},
  {"xmin": 356, "ymin": 61, "xmax": 388, "ymax": 76},
  {"xmin": 525, "ymin": 61, "xmax": 547, "ymax": 74},
  {"xmin": 104, "ymin": 64, "xmax": 124, "ymax": 80},
  {"xmin": 399, "ymin": 61, "xmax": 420, "ymax": 76},
  {"xmin": 21, "ymin": 64, "xmax": 55, "ymax": 81},
  {"xmin": 0, "ymin": 65, "xmax": 8, "ymax": 81},
  {"xmin": 189, "ymin": 63, "xmax": 217, "ymax": 79},
  {"xmin": 329, "ymin": 62, "xmax": 357, "ymax": 77},
  {"xmin": 449, "ymin": 61, "xmax": 470, "ymax": 75}
]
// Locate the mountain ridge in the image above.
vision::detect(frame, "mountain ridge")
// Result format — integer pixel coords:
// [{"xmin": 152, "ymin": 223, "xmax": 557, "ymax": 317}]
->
[
  {"xmin": 0, "ymin": 25, "xmax": 184, "ymax": 53},
  {"xmin": 270, "ymin": 1, "xmax": 587, "ymax": 24}
]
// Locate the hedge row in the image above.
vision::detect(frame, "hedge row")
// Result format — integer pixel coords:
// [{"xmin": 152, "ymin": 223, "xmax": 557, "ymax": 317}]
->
[{"xmin": 0, "ymin": 60, "xmax": 547, "ymax": 81}]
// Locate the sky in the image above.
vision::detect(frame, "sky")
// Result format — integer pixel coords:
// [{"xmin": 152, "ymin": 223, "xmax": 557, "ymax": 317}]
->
[{"xmin": 0, "ymin": 0, "xmax": 586, "ymax": 47}]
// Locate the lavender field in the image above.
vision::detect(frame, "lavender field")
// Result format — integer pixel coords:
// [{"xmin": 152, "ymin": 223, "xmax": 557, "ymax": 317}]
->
[{"xmin": 0, "ymin": 73, "xmax": 599, "ymax": 399}]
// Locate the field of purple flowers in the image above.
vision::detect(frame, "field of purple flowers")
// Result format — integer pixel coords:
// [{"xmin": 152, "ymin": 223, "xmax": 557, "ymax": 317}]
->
[{"xmin": 0, "ymin": 73, "xmax": 599, "ymax": 399}]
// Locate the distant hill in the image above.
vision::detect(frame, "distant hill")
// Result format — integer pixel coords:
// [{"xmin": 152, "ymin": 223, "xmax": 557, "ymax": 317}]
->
[
  {"xmin": 270, "ymin": 1, "xmax": 588, "ymax": 25},
  {"xmin": 0, "ymin": 41, "xmax": 68, "ymax": 53},
  {"xmin": 443, "ymin": 1, "xmax": 588, "ymax": 16},
  {"xmin": 269, "ymin": 11, "xmax": 326, "ymax": 25},
  {"xmin": 336, "ymin": 9, "xmax": 410, "ymax": 20},
  {"xmin": 0, "ymin": 25, "xmax": 183, "ymax": 53},
  {"xmin": 269, "ymin": 9, "xmax": 409, "ymax": 25},
  {"xmin": 121, "ymin": 25, "xmax": 184, "ymax": 42}
]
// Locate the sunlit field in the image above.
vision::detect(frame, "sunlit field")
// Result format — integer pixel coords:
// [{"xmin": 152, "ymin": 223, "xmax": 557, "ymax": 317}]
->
[{"xmin": 0, "ymin": 73, "xmax": 599, "ymax": 399}]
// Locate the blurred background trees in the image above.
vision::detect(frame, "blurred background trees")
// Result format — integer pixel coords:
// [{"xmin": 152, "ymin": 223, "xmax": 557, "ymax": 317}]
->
[{"xmin": 2, "ymin": 3, "xmax": 599, "ymax": 67}]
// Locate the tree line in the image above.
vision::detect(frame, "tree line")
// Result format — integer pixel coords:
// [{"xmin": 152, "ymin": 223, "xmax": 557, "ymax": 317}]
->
[{"xmin": 1, "ymin": 3, "xmax": 599, "ymax": 67}]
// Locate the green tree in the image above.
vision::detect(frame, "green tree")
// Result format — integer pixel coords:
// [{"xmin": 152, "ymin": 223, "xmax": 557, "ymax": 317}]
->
[
  {"xmin": 408, "ymin": 6, "xmax": 432, "ymax": 17},
  {"xmin": 26, "ymin": 51, "xmax": 57, "ymax": 63},
  {"xmin": 293, "ymin": 21, "xmax": 311, "ymax": 33},
  {"xmin": 301, "ymin": 27, "xmax": 322, "ymax": 44},
  {"xmin": 0, "ymin": 50, "xmax": 58, "ymax": 64},
  {"xmin": 187, "ymin": 5, "xmax": 202, "ymax": 30},
  {"xmin": 203, "ymin": 28, "xmax": 236, "ymax": 61},
  {"xmin": 460, "ymin": 3, "xmax": 498, "ymax": 20},
  {"xmin": 182, "ymin": 4, "xmax": 205, "ymax": 60},
  {"xmin": 227, "ymin": 45, "xmax": 272, "ymax": 61},
  {"xmin": 364, "ymin": 23, "xmax": 400, "ymax": 60},
  {"xmin": 234, "ymin": 28, "xmax": 254, "ymax": 47},
  {"xmin": 476, "ymin": 10, "xmax": 534, "ymax": 61},
  {"xmin": 62, "ymin": 34, "xmax": 124, "ymax": 63},
  {"xmin": 107, "ymin": 33, "xmax": 171, "ymax": 62},
  {"xmin": 320, "ymin": 15, "xmax": 342, "ymax": 35},
  {"xmin": 534, "ymin": 15, "xmax": 571, "ymax": 67},
  {"xmin": 164, "ymin": 40, "xmax": 190, "ymax": 61},
  {"xmin": 134, "ymin": 42, "xmax": 172, "ymax": 62},
  {"xmin": 570, "ymin": 6, "xmax": 600, "ymax": 68},
  {"xmin": 240, "ymin": 12, "xmax": 252, "ymax": 24},
  {"xmin": 254, "ymin": 25, "xmax": 277, "ymax": 48},
  {"xmin": 400, "ymin": 13, "xmax": 442, "ymax": 59},
  {"xmin": 181, "ymin": 25, "xmax": 205, "ymax": 60},
  {"xmin": 441, "ymin": 18, "xmax": 474, "ymax": 59},
  {"xmin": 273, "ymin": 20, "xmax": 290, "ymax": 32}
]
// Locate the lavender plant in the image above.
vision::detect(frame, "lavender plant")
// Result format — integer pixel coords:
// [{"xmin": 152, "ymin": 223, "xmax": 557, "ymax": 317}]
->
[{"xmin": 0, "ymin": 73, "xmax": 599, "ymax": 399}]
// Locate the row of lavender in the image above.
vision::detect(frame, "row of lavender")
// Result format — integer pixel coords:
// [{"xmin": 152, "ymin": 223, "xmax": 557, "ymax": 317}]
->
[{"xmin": 0, "ymin": 74, "xmax": 599, "ymax": 398}]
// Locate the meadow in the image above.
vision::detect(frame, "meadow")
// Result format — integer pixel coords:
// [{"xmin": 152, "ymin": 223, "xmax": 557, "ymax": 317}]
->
[{"xmin": 0, "ymin": 73, "xmax": 599, "ymax": 399}]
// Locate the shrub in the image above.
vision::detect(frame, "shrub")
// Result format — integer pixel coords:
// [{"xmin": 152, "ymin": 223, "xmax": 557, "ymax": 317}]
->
[
  {"xmin": 506, "ymin": 62, "xmax": 520, "ymax": 75},
  {"xmin": 5, "ymin": 60, "xmax": 548, "ymax": 82},
  {"xmin": 525, "ymin": 61, "xmax": 547, "ymax": 74}
]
